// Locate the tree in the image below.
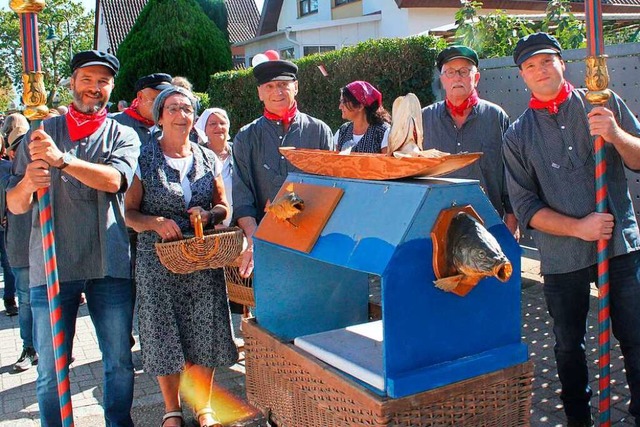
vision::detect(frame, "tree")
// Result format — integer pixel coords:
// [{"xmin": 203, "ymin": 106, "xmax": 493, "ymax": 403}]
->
[
  {"xmin": 0, "ymin": 0, "xmax": 94, "ymax": 106},
  {"xmin": 196, "ymin": 0, "xmax": 229, "ymax": 39},
  {"xmin": 113, "ymin": 0, "xmax": 233, "ymax": 103},
  {"xmin": 0, "ymin": 69, "xmax": 16, "ymax": 112},
  {"xmin": 454, "ymin": 0, "xmax": 585, "ymax": 59}
]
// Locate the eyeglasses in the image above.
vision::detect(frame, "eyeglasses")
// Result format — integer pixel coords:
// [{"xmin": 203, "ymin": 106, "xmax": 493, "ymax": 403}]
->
[
  {"xmin": 441, "ymin": 67, "xmax": 474, "ymax": 78},
  {"xmin": 165, "ymin": 104, "xmax": 194, "ymax": 115}
]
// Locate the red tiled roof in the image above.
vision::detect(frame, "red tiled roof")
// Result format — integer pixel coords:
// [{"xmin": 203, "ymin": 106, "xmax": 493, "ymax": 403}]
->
[
  {"xmin": 101, "ymin": 0, "xmax": 149, "ymax": 54},
  {"xmin": 99, "ymin": 0, "xmax": 259, "ymax": 53},
  {"xmin": 227, "ymin": 0, "xmax": 260, "ymax": 43}
]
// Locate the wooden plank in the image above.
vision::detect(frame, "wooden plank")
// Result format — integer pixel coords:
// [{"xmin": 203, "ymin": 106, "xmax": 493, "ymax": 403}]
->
[{"xmin": 255, "ymin": 182, "xmax": 343, "ymax": 253}]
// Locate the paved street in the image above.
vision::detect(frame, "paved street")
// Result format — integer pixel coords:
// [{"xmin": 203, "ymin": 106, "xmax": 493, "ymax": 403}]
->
[{"xmin": 0, "ymin": 258, "xmax": 636, "ymax": 426}]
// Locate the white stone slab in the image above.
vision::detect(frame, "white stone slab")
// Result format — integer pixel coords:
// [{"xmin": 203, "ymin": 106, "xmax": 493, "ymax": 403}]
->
[{"xmin": 294, "ymin": 320, "xmax": 384, "ymax": 391}]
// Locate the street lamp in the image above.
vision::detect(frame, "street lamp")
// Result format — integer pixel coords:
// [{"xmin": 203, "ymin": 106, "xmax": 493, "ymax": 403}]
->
[{"xmin": 45, "ymin": 15, "xmax": 72, "ymax": 64}]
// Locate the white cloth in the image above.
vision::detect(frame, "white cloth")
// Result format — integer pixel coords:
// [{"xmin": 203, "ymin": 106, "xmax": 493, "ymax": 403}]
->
[{"xmin": 163, "ymin": 154, "xmax": 194, "ymax": 205}]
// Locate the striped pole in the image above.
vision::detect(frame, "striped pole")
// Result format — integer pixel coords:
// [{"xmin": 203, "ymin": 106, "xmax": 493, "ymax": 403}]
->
[
  {"xmin": 584, "ymin": 0, "xmax": 611, "ymax": 425},
  {"xmin": 10, "ymin": 1, "xmax": 75, "ymax": 426}
]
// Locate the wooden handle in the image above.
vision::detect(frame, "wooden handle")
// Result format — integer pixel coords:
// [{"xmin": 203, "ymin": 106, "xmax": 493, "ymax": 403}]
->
[{"xmin": 192, "ymin": 213, "xmax": 204, "ymax": 239}]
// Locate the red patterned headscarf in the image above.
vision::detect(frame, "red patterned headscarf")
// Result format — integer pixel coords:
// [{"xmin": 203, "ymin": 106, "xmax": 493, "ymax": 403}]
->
[{"xmin": 345, "ymin": 81, "xmax": 382, "ymax": 107}]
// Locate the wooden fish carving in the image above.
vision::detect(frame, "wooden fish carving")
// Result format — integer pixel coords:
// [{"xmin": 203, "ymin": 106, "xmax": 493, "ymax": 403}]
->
[
  {"xmin": 434, "ymin": 212, "xmax": 512, "ymax": 296},
  {"xmin": 265, "ymin": 183, "xmax": 305, "ymax": 226}
]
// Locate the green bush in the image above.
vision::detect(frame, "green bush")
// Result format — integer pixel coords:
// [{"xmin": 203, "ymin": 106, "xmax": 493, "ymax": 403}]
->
[{"xmin": 207, "ymin": 35, "xmax": 445, "ymax": 136}]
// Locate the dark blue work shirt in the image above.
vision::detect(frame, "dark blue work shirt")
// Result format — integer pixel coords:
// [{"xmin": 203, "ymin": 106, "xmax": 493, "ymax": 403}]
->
[
  {"xmin": 503, "ymin": 89, "xmax": 640, "ymax": 274},
  {"xmin": 232, "ymin": 113, "xmax": 333, "ymax": 224},
  {"xmin": 422, "ymin": 99, "xmax": 512, "ymax": 217}
]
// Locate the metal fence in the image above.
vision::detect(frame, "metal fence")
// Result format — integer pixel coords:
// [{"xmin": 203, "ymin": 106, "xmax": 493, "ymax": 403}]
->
[{"xmin": 452, "ymin": 43, "xmax": 640, "ymax": 256}]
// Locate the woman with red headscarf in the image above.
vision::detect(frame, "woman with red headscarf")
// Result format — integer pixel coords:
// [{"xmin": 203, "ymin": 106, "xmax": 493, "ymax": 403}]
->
[{"xmin": 334, "ymin": 80, "xmax": 391, "ymax": 154}]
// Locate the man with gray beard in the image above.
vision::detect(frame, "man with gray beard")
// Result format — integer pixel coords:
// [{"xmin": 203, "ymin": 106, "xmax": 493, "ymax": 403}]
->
[{"xmin": 6, "ymin": 50, "xmax": 140, "ymax": 427}]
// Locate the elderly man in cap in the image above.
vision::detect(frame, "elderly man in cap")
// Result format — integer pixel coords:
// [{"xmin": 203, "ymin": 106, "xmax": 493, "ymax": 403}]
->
[
  {"xmin": 113, "ymin": 72, "xmax": 173, "ymax": 144},
  {"xmin": 233, "ymin": 56, "xmax": 333, "ymax": 277},
  {"xmin": 7, "ymin": 50, "xmax": 140, "ymax": 427},
  {"xmin": 503, "ymin": 32, "xmax": 640, "ymax": 427},
  {"xmin": 422, "ymin": 45, "xmax": 518, "ymax": 237}
]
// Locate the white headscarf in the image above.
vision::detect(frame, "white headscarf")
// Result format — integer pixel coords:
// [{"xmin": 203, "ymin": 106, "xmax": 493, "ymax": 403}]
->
[{"xmin": 194, "ymin": 108, "xmax": 231, "ymax": 143}]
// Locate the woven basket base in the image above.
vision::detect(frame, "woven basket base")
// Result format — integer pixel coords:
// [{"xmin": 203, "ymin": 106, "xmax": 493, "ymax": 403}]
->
[{"xmin": 244, "ymin": 318, "xmax": 533, "ymax": 427}]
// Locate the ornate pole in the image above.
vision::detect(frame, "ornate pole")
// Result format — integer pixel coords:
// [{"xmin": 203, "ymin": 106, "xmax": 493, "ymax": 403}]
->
[
  {"xmin": 584, "ymin": 0, "xmax": 611, "ymax": 425},
  {"xmin": 9, "ymin": 1, "xmax": 74, "ymax": 426}
]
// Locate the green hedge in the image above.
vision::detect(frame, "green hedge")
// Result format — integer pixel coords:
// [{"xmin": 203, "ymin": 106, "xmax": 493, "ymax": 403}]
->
[{"xmin": 208, "ymin": 35, "xmax": 445, "ymax": 136}]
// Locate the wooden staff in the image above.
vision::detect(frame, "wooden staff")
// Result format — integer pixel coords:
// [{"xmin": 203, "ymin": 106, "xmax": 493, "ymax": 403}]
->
[
  {"xmin": 9, "ymin": 1, "xmax": 74, "ymax": 425},
  {"xmin": 584, "ymin": 0, "xmax": 611, "ymax": 424}
]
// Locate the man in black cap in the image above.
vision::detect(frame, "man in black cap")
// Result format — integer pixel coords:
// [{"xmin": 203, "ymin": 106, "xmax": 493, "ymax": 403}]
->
[
  {"xmin": 503, "ymin": 32, "xmax": 640, "ymax": 427},
  {"xmin": 422, "ymin": 45, "xmax": 518, "ymax": 237},
  {"xmin": 7, "ymin": 50, "xmax": 140, "ymax": 427},
  {"xmin": 113, "ymin": 72, "xmax": 173, "ymax": 144},
  {"xmin": 232, "ymin": 57, "xmax": 333, "ymax": 277}
]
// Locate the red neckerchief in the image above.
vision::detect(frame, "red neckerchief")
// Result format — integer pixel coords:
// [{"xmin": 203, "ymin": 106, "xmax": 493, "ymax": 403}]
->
[
  {"xmin": 445, "ymin": 89, "xmax": 480, "ymax": 118},
  {"xmin": 263, "ymin": 102, "xmax": 298, "ymax": 127},
  {"xmin": 66, "ymin": 103, "xmax": 107, "ymax": 141},
  {"xmin": 529, "ymin": 81, "xmax": 574, "ymax": 114},
  {"xmin": 123, "ymin": 98, "xmax": 154, "ymax": 127}
]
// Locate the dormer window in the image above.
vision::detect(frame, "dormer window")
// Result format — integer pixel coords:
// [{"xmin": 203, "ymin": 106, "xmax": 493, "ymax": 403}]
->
[{"xmin": 300, "ymin": 0, "xmax": 318, "ymax": 16}]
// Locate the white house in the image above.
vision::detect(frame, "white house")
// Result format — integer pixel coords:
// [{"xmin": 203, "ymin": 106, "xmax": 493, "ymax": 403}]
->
[{"xmin": 238, "ymin": 0, "xmax": 639, "ymax": 66}]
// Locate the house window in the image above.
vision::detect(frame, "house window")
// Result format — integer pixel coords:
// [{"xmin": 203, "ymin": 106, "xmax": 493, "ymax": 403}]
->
[
  {"xmin": 300, "ymin": 0, "xmax": 318, "ymax": 16},
  {"xmin": 280, "ymin": 48, "xmax": 295, "ymax": 60},
  {"xmin": 303, "ymin": 46, "xmax": 335, "ymax": 56},
  {"xmin": 335, "ymin": 0, "xmax": 357, "ymax": 5}
]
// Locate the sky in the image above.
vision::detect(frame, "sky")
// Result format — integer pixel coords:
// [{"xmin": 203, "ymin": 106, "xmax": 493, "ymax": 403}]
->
[{"xmin": 79, "ymin": 0, "xmax": 95, "ymax": 11}]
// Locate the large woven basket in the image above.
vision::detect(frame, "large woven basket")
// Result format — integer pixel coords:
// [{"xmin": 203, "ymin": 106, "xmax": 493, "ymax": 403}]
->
[
  {"xmin": 244, "ymin": 318, "xmax": 533, "ymax": 427},
  {"xmin": 224, "ymin": 263, "xmax": 255, "ymax": 307},
  {"xmin": 155, "ymin": 219, "xmax": 243, "ymax": 274}
]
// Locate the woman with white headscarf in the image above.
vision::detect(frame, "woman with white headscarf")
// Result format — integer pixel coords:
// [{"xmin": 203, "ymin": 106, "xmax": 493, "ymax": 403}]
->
[{"xmin": 195, "ymin": 108, "xmax": 233, "ymax": 226}]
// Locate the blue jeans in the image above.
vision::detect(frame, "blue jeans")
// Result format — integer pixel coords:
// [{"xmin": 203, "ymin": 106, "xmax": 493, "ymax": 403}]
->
[
  {"xmin": 544, "ymin": 251, "xmax": 640, "ymax": 424},
  {"xmin": 0, "ymin": 230, "xmax": 15, "ymax": 301},
  {"xmin": 13, "ymin": 267, "xmax": 32, "ymax": 349},
  {"xmin": 31, "ymin": 277, "xmax": 135, "ymax": 427}
]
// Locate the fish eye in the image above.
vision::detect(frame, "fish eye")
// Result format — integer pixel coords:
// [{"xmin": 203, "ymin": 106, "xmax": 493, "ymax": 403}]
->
[{"xmin": 477, "ymin": 250, "xmax": 486, "ymax": 259}]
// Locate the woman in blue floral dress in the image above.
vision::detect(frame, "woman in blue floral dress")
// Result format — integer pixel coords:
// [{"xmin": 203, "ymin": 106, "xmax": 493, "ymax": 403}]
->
[{"xmin": 125, "ymin": 86, "xmax": 237, "ymax": 427}]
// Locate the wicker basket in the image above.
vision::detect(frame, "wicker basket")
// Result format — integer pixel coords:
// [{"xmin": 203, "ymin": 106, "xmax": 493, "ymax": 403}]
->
[
  {"xmin": 155, "ymin": 219, "xmax": 243, "ymax": 274},
  {"xmin": 224, "ymin": 264, "xmax": 255, "ymax": 307},
  {"xmin": 244, "ymin": 318, "xmax": 533, "ymax": 427}
]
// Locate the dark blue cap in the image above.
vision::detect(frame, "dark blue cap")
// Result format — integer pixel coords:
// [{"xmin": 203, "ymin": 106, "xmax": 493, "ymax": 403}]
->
[
  {"xmin": 71, "ymin": 50, "xmax": 119, "ymax": 75},
  {"xmin": 134, "ymin": 73, "xmax": 173, "ymax": 92},
  {"xmin": 253, "ymin": 60, "xmax": 298, "ymax": 85},
  {"xmin": 513, "ymin": 32, "xmax": 562, "ymax": 66}
]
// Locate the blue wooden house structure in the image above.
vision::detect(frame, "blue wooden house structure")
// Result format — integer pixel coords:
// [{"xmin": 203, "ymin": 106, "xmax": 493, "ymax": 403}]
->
[{"xmin": 253, "ymin": 172, "xmax": 528, "ymax": 399}]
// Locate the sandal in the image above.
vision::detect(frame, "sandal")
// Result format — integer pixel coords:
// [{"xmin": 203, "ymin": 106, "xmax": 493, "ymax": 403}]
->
[
  {"xmin": 196, "ymin": 407, "xmax": 223, "ymax": 427},
  {"xmin": 162, "ymin": 410, "xmax": 185, "ymax": 427}
]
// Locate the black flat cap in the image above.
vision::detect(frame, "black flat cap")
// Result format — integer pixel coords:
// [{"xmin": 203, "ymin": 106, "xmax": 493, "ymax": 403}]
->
[
  {"xmin": 513, "ymin": 32, "xmax": 562, "ymax": 66},
  {"xmin": 253, "ymin": 60, "xmax": 298, "ymax": 85},
  {"xmin": 71, "ymin": 50, "xmax": 119, "ymax": 75},
  {"xmin": 437, "ymin": 45, "xmax": 479, "ymax": 71},
  {"xmin": 134, "ymin": 73, "xmax": 173, "ymax": 93}
]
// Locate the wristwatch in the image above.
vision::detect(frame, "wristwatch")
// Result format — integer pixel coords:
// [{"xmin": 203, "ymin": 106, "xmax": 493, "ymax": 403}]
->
[{"xmin": 58, "ymin": 152, "xmax": 75, "ymax": 170}]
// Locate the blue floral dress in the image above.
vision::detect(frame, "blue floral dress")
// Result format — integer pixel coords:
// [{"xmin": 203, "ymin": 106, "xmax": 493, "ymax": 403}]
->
[{"xmin": 135, "ymin": 138, "xmax": 238, "ymax": 376}]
